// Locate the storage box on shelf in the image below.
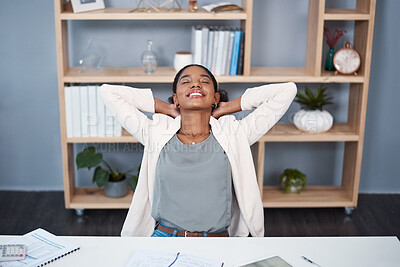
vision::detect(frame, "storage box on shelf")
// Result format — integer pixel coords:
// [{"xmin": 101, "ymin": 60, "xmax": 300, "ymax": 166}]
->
[{"xmin": 54, "ymin": 0, "xmax": 376, "ymax": 214}]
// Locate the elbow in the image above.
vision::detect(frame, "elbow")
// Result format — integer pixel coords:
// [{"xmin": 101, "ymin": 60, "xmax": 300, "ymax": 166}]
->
[
  {"xmin": 99, "ymin": 84, "xmax": 113, "ymax": 101},
  {"xmin": 286, "ymin": 82, "xmax": 297, "ymax": 101}
]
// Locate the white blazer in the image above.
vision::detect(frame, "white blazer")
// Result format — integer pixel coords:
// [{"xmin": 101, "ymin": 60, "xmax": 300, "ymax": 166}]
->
[{"xmin": 100, "ymin": 82, "xmax": 297, "ymax": 237}]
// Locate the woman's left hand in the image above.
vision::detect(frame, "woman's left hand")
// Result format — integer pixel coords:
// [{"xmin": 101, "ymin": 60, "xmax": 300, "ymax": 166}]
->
[
  {"xmin": 212, "ymin": 97, "xmax": 242, "ymax": 119},
  {"xmin": 212, "ymin": 102, "xmax": 229, "ymax": 119}
]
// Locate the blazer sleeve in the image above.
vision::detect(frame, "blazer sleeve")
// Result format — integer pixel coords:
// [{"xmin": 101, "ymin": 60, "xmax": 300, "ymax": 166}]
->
[
  {"xmin": 239, "ymin": 82, "xmax": 297, "ymax": 146},
  {"xmin": 100, "ymin": 84, "xmax": 155, "ymax": 145}
]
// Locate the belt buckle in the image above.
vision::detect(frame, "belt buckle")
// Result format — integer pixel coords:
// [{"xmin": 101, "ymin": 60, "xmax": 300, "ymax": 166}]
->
[{"xmin": 184, "ymin": 231, "xmax": 188, "ymax": 237}]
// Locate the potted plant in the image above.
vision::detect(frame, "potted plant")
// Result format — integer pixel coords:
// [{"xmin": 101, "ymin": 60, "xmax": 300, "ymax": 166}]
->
[
  {"xmin": 293, "ymin": 85, "xmax": 334, "ymax": 133},
  {"xmin": 279, "ymin": 169, "xmax": 307, "ymax": 194},
  {"xmin": 76, "ymin": 146, "xmax": 139, "ymax": 198}
]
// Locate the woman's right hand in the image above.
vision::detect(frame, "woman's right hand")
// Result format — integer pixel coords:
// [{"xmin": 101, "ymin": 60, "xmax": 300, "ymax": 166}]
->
[
  {"xmin": 154, "ymin": 98, "xmax": 180, "ymax": 118},
  {"xmin": 169, "ymin": 104, "xmax": 180, "ymax": 118}
]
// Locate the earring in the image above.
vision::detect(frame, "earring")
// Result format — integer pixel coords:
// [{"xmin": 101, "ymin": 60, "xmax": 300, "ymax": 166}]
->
[
  {"xmin": 212, "ymin": 103, "xmax": 218, "ymax": 109},
  {"xmin": 177, "ymin": 104, "xmax": 180, "ymax": 108}
]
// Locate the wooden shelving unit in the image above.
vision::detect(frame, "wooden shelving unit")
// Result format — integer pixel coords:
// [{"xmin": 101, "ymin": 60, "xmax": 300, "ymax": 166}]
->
[{"xmin": 54, "ymin": 0, "xmax": 376, "ymax": 212}]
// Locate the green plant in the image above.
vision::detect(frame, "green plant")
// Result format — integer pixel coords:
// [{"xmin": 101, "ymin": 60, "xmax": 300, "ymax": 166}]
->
[
  {"xmin": 76, "ymin": 146, "xmax": 139, "ymax": 191},
  {"xmin": 279, "ymin": 169, "xmax": 307, "ymax": 194},
  {"xmin": 295, "ymin": 85, "xmax": 333, "ymax": 111}
]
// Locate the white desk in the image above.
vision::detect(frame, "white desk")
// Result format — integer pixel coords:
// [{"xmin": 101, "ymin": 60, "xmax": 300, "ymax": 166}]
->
[{"xmin": 1, "ymin": 236, "xmax": 399, "ymax": 267}]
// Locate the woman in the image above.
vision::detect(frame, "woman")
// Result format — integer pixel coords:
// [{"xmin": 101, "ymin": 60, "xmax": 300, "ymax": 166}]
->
[{"xmin": 100, "ymin": 64, "xmax": 297, "ymax": 237}]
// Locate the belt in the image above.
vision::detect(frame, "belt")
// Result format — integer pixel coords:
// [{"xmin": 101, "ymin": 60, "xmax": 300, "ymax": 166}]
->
[{"xmin": 156, "ymin": 224, "xmax": 229, "ymax": 237}]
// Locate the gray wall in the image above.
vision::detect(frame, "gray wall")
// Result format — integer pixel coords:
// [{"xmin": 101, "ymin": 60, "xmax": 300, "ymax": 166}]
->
[{"xmin": 0, "ymin": 0, "xmax": 399, "ymax": 192}]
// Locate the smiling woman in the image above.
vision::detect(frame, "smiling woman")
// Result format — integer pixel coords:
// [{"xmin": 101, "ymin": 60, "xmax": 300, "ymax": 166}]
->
[{"xmin": 100, "ymin": 64, "xmax": 297, "ymax": 237}]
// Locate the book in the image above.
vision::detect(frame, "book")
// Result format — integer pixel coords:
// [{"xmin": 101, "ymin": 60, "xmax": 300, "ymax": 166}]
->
[
  {"xmin": 201, "ymin": 26, "xmax": 209, "ymax": 66},
  {"xmin": 211, "ymin": 27, "xmax": 220, "ymax": 73},
  {"xmin": 1, "ymin": 228, "xmax": 79, "ymax": 267},
  {"xmin": 225, "ymin": 30, "xmax": 235, "ymax": 75},
  {"xmin": 126, "ymin": 249, "xmax": 223, "ymax": 267},
  {"xmin": 88, "ymin": 85, "xmax": 98, "ymax": 137},
  {"xmin": 220, "ymin": 30, "xmax": 230, "ymax": 76},
  {"xmin": 201, "ymin": 2, "xmax": 243, "ymax": 13},
  {"xmin": 96, "ymin": 85, "xmax": 106, "ymax": 137},
  {"xmin": 80, "ymin": 85, "xmax": 90, "ymax": 137},
  {"xmin": 64, "ymin": 86, "xmax": 73, "ymax": 138},
  {"xmin": 70, "ymin": 86, "xmax": 81, "ymax": 137},
  {"xmin": 215, "ymin": 29, "xmax": 225, "ymax": 76},
  {"xmin": 206, "ymin": 27, "xmax": 215, "ymax": 70},
  {"xmin": 230, "ymin": 30, "xmax": 241, "ymax": 75},
  {"xmin": 237, "ymin": 30, "xmax": 245, "ymax": 75},
  {"xmin": 191, "ymin": 26, "xmax": 202, "ymax": 64}
]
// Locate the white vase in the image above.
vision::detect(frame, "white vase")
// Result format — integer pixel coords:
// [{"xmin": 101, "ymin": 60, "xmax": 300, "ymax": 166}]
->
[
  {"xmin": 174, "ymin": 51, "xmax": 193, "ymax": 71},
  {"xmin": 293, "ymin": 109, "xmax": 333, "ymax": 133}
]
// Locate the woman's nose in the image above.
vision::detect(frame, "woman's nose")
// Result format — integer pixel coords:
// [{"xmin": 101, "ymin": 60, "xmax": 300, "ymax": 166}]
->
[{"xmin": 191, "ymin": 81, "xmax": 201, "ymax": 88}]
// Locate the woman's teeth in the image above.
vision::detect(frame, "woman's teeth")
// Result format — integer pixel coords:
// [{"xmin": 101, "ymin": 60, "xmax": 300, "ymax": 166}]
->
[{"xmin": 189, "ymin": 92, "xmax": 203, "ymax": 98}]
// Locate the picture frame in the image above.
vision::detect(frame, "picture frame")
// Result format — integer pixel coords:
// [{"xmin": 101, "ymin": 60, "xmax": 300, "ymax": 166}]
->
[{"xmin": 71, "ymin": 0, "xmax": 105, "ymax": 13}]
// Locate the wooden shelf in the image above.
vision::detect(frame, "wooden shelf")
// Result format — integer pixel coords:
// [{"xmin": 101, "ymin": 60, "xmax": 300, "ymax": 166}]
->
[
  {"xmin": 55, "ymin": 0, "xmax": 376, "ymax": 210},
  {"xmin": 67, "ymin": 129, "xmax": 138, "ymax": 143},
  {"xmin": 324, "ymin": 9, "xmax": 370, "ymax": 20},
  {"xmin": 261, "ymin": 123, "xmax": 359, "ymax": 142},
  {"xmin": 66, "ymin": 123, "xmax": 357, "ymax": 144},
  {"xmin": 250, "ymin": 68, "xmax": 364, "ymax": 83},
  {"xmin": 69, "ymin": 187, "xmax": 133, "ymax": 209},
  {"xmin": 60, "ymin": 8, "xmax": 247, "ymax": 20},
  {"xmin": 64, "ymin": 67, "xmax": 365, "ymax": 84},
  {"xmin": 262, "ymin": 186, "xmax": 353, "ymax": 207}
]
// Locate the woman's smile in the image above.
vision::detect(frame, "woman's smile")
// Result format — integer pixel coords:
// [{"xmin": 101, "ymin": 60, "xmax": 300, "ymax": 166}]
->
[{"xmin": 187, "ymin": 89, "xmax": 206, "ymax": 99}]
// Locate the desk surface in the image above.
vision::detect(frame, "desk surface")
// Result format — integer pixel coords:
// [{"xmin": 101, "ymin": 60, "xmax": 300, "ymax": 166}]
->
[{"xmin": 1, "ymin": 236, "xmax": 399, "ymax": 267}]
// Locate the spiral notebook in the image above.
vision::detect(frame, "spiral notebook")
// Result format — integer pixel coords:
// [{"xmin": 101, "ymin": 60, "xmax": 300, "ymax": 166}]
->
[{"xmin": 2, "ymin": 228, "xmax": 80, "ymax": 267}]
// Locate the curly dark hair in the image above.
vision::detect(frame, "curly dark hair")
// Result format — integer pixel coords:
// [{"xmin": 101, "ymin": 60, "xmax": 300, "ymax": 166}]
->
[{"xmin": 167, "ymin": 64, "xmax": 228, "ymax": 105}]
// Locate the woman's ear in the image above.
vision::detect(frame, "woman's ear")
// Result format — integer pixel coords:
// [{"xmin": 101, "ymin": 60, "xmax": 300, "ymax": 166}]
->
[
  {"xmin": 214, "ymin": 92, "xmax": 220, "ymax": 104},
  {"xmin": 172, "ymin": 93, "xmax": 178, "ymax": 106}
]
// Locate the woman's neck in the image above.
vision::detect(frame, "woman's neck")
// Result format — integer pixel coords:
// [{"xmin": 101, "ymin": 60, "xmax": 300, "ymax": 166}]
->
[{"xmin": 179, "ymin": 110, "xmax": 211, "ymax": 136}]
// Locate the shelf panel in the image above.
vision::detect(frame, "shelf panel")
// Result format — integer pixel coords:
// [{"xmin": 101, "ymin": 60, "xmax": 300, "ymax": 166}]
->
[
  {"xmin": 262, "ymin": 186, "xmax": 353, "ymax": 207},
  {"xmin": 67, "ymin": 130, "xmax": 138, "ymax": 143},
  {"xmin": 261, "ymin": 123, "xmax": 359, "ymax": 142},
  {"xmin": 60, "ymin": 8, "xmax": 247, "ymax": 20},
  {"xmin": 64, "ymin": 67, "xmax": 365, "ymax": 84},
  {"xmin": 66, "ymin": 123, "xmax": 358, "ymax": 144},
  {"xmin": 250, "ymin": 68, "xmax": 365, "ymax": 83},
  {"xmin": 69, "ymin": 187, "xmax": 133, "ymax": 209},
  {"xmin": 324, "ymin": 9, "xmax": 370, "ymax": 20}
]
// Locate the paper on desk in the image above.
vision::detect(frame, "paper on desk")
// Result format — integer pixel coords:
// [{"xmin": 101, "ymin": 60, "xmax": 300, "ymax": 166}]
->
[
  {"xmin": 125, "ymin": 249, "xmax": 223, "ymax": 267},
  {"xmin": 1, "ymin": 228, "xmax": 79, "ymax": 267}
]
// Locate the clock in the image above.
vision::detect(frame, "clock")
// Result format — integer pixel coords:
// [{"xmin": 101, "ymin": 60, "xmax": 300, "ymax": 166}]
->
[{"xmin": 333, "ymin": 41, "xmax": 361, "ymax": 76}]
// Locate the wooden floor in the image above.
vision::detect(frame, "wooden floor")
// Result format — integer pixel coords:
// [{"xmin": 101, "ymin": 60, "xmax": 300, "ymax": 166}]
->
[{"xmin": 0, "ymin": 191, "xmax": 399, "ymax": 238}]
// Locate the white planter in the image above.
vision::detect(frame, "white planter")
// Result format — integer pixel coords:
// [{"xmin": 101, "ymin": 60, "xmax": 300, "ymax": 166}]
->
[{"xmin": 293, "ymin": 109, "xmax": 333, "ymax": 133}]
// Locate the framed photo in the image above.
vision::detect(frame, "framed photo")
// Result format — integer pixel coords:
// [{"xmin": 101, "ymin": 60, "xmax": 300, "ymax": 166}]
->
[{"xmin": 71, "ymin": 0, "xmax": 105, "ymax": 13}]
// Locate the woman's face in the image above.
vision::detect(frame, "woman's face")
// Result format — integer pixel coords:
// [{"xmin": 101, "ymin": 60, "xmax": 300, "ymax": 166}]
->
[{"xmin": 173, "ymin": 66, "xmax": 220, "ymax": 111}]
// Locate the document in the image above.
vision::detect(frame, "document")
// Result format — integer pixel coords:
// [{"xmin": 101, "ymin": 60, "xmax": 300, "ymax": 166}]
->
[
  {"xmin": 126, "ymin": 249, "xmax": 223, "ymax": 267},
  {"xmin": 2, "ymin": 228, "xmax": 79, "ymax": 267}
]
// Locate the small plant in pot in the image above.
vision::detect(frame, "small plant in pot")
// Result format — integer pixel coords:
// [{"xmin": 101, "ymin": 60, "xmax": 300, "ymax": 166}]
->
[
  {"xmin": 294, "ymin": 85, "xmax": 334, "ymax": 133},
  {"xmin": 279, "ymin": 169, "xmax": 307, "ymax": 194},
  {"xmin": 76, "ymin": 146, "xmax": 139, "ymax": 198}
]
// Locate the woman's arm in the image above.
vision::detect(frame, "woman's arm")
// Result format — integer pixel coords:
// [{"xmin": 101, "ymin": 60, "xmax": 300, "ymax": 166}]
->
[
  {"xmin": 100, "ymin": 84, "xmax": 155, "ymax": 144},
  {"xmin": 154, "ymin": 98, "xmax": 180, "ymax": 118},
  {"xmin": 239, "ymin": 82, "xmax": 297, "ymax": 146},
  {"xmin": 212, "ymin": 97, "xmax": 242, "ymax": 119}
]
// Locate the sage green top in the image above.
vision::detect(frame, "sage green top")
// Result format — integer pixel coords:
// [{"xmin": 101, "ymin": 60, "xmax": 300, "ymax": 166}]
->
[{"xmin": 151, "ymin": 132, "xmax": 233, "ymax": 233}]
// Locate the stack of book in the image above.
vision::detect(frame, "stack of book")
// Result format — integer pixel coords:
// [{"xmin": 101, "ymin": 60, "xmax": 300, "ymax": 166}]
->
[
  {"xmin": 64, "ymin": 85, "xmax": 122, "ymax": 138},
  {"xmin": 191, "ymin": 26, "xmax": 244, "ymax": 76}
]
